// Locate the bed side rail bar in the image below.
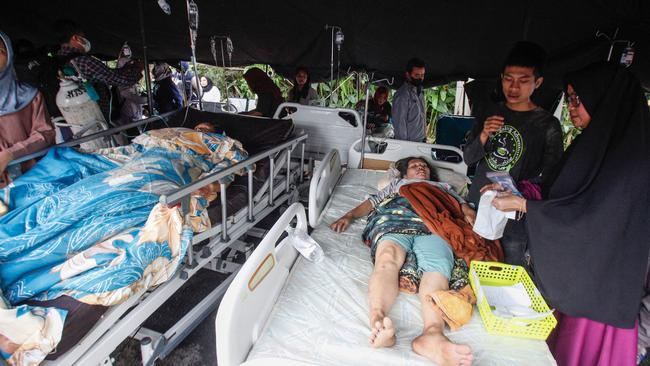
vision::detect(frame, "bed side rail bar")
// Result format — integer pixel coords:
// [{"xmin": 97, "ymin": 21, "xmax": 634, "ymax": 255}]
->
[
  {"xmin": 348, "ymin": 137, "xmax": 468, "ymax": 175},
  {"xmin": 216, "ymin": 202, "xmax": 305, "ymax": 366},
  {"xmin": 9, "ymin": 110, "xmax": 179, "ymax": 166},
  {"xmin": 161, "ymin": 133, "xmax": 308, "ymax": 206},
  {"xmin": 308, "ymin": 148, "xmax": 342, "ymax": 228}
]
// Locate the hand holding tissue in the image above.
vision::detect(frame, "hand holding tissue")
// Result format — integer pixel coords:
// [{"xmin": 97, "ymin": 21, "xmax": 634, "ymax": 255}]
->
[{"xmin": 472, "ymin": 190, "xmax": 515, "ymax": 240}]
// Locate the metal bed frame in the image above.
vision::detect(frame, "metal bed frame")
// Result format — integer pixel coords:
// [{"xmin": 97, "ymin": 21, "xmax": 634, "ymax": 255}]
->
[{"xmin": 9, "ymin": 113, "xmax": 309, "ymax": 366}]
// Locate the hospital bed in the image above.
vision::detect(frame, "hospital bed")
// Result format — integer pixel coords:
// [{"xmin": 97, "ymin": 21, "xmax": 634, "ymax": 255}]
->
[
  {"xmin": 273, "ymin": 102, "xmax": 363, "ymax": 165},
  {"xmin": 8, "ymin": 109, "xmax": 310, "ymax": 366},
  {"xmin": 216, "ymin": 146, "xmax": 557, "ymax": 365}
]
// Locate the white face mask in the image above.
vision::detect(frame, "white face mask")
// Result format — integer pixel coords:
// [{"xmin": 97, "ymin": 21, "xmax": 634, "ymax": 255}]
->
[{"xmin": 77, "ymin": 36, "xmax": 91, "ymax": 53}]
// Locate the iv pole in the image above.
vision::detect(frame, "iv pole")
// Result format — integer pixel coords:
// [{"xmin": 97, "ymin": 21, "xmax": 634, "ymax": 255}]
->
[
  {"xmin": 325, "ymin": 25, "xmax": 343, "ymax": 106},
  {"xmin": 359, "ymin": 75, "xmax": 394, "ymax": 169},
  {"xmin": 211, "ymin": 35, "xmax": 234, "ymax": 112},
  {"xmin": 137, "ymin": 0, "xmax": 154, "ymax": 115},
  {"xmin": 186, "ymin": 0, "xmax": 203, "ymax": 110}
]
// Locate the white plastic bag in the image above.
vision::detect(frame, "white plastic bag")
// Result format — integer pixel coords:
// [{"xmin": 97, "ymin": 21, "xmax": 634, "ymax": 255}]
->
[
  {"xmin": 285, "ymin": 226, "xmax": 324, "ymax": 262},
  {"xmin": 472, "ymin": 190, "xmax": 515, "ymax": 240}
]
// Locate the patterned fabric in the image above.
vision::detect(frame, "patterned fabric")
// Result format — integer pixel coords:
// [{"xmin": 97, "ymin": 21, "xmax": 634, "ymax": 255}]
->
[
  {"xmin": 399, "ymin": 182, "xmax": 503, "ymax": 267},
  {"xmin": 368, "ymin": 178, "xmax": 464, "ymax": 208},
  {"xmin": 362, "ymin": 195, "xmax": 469, "ymax": 293},
  {"xmin": 57, "ymin": 45, "xmax": 142, "ymax": 87},
  {"xmin": 0, "ymin": 291, "xmax": 66, "ymax": 366},
  {"xmin": 0, "ymin": 128, "xmax": 247, "ymax": 365}
]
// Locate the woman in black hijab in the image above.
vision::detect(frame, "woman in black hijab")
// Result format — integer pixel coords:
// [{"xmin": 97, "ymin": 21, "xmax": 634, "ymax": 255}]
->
[{"xmin": 486, "ymin": 62, "xmax": 650, "ymax": 365}]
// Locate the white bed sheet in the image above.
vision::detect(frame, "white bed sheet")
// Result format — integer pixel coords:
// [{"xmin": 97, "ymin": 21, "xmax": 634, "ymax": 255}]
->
[{"xmin": 246, "ymin": 169, "xmax": 556, "ymax": 366}]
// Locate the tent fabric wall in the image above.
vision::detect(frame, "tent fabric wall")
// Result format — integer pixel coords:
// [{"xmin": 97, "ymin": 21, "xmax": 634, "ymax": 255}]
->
[{"xmin": 2, "ymin": 1, "xmax": 649, "ymax": 88}]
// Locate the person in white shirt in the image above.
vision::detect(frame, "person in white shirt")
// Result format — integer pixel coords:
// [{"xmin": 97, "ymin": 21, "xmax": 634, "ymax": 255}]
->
[{"xmin": 200, "ymin": 76, "xmax": 221, "ymax": 103}]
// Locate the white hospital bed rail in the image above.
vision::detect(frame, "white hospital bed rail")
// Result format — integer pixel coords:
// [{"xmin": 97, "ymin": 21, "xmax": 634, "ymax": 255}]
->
[
  {"xmin": 216, "ymin": 202, "xmax": 306, "ymax": 366},
  {"xmin": 348, "ymin": 137, "xmax": 468, "ymax": 175},
  {"xmin": 273, "ymin": 102, "xmax": 362, "ymax": 165},
  {"xmin": 308, "ymin": 149, "xmax": 342, "ymax": 227}
]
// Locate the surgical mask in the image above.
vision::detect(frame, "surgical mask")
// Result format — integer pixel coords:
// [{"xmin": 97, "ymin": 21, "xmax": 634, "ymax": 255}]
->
[
  {"xmin": 77, "ymin": 36, "xmax": 91, "ymax": 53},
  {"xmin": 410, "ymin": 78, "xmax": 423, "ymax": 87}
]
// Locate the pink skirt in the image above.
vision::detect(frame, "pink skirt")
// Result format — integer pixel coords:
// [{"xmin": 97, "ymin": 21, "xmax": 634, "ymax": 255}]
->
[{"xmin": 547, "ymin": 312, "xmax": 637, "ymax": 366}]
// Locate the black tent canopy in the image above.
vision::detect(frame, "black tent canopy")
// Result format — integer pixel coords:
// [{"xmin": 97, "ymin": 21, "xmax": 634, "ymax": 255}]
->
[{"xmin": 3, "ymin": 1, "xmax": 649, "ymax": 89}]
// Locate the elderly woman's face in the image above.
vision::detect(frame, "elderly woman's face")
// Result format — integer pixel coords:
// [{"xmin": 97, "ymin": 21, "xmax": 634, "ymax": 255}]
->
[
  {"xmin": 566, "ymin": 84, "xmax": 591, "ymax": 129},
  {"xmin": 0, "ymin": 39, "xmax": 7, "ymax": 71},
  {"xmin": 405, "ymin": 159, "xmax": 430, "ymax": 180}
]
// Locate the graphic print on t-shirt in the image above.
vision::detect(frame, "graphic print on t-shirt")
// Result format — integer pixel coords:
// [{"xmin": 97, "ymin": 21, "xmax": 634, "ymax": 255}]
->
[{"xmin": 485, "ymin": 125, "xmax": 524, "ymax": 171}]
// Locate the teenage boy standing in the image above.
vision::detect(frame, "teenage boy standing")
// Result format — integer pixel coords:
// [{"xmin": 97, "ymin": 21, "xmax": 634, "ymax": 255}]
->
[{"xmin": 464, "ymin": 41, "xmax": 563, "ymax": 266}]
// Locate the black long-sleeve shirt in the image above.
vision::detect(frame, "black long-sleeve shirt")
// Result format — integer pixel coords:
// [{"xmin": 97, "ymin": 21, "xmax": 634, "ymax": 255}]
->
[{"xmin": 463, "ymin": 103, "xmax": 563, "ymax": 205}]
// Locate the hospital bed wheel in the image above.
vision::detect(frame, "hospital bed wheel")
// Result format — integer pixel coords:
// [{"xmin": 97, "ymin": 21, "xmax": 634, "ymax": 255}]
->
[{"xmin": 201, "ymin": 246, "xmax": 212, "ymax": 258}]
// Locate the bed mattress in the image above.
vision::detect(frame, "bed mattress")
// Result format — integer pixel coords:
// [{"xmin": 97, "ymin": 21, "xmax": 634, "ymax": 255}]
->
[{"xmin": 245, "ymin": 169, "xmax": 556, "ymax": 365}]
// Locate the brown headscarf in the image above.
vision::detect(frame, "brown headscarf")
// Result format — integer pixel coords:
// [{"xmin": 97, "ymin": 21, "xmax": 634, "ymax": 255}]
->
[{"xmin": 243, "ymin": 67, "xmax": 282, "ymax": 102}]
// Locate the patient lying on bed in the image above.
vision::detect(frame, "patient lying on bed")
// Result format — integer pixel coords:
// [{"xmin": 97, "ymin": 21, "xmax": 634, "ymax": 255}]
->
[{"xmin": 330, "ymin": 157, "xmax": 480, "ymax": 366}]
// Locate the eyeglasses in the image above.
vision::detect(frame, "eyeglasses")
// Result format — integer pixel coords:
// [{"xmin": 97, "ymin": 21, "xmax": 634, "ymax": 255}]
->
[{"xmin": 566, "ymin": 93, "xmax": 581, "ymax": 108}]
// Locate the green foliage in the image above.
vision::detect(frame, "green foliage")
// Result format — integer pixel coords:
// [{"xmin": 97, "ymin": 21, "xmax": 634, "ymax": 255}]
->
[
  {"xmin": 560, "ymin": 101, "xmax": 582, "ymax": 149},
  {"xmin": 424, "ymin": 84, "xmax": 457, "ymax": 143}
]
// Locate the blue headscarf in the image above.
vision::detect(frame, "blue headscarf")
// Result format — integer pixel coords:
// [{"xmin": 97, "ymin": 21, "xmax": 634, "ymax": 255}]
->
[{"xmin": 0, "ymin": 31, "xmax": 38, "ymax": 116}]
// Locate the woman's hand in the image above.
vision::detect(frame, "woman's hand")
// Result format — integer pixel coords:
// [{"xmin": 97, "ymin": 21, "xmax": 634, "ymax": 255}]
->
[
  {"xmin": 330, "ymin": 214, "xmax": 353, "ymax": 233},
  {"xmin": 461, "ymin": 204, "xmax": 476, "ymax": 226},
  {"xmin": 480, "ymin": 182, "xmax": 504, "ymax": 194},
  {"xmin": 492, "ymin": 193, "xmax": 527, "ymax": 212}
]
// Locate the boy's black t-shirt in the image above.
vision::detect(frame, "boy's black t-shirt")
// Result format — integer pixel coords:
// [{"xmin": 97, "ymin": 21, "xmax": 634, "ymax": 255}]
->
[{"xmin": 463, "ymin": 102, "xmax": 564, "ymax": 205}]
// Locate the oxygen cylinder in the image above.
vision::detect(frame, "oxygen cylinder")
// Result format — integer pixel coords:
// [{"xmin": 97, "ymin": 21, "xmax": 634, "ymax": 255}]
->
[{"xmin": 56, "ymin": 79, "xmax": 110, "ymax": 150}]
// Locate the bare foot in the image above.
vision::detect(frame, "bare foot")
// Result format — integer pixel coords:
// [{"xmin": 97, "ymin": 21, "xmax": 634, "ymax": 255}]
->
[
  {"xmin": 369, "ymin": 317, "xmax": 396, "ymax": 348},
  {"xmin": 412, "ymin": 331, "xmax": 473, "ymax": 366}
]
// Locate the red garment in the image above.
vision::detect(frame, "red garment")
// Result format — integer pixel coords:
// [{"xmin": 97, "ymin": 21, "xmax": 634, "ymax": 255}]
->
[{"xmin": 399, "ymin": 182, "xmax": 503, "ymax": 265}]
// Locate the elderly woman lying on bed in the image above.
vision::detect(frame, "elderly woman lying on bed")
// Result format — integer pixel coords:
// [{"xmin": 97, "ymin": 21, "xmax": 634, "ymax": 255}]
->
[{"xmin": 331, "ymin": 156, "xmax": 503, "ymax": 366}]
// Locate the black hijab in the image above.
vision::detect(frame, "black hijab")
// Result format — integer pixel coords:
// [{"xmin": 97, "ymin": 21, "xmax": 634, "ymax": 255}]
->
[
  {"xmin": 526, "ymin": 62, "xmax": 650, "ymax": 328},
  {"xmin": 202, "ymin": 77, "xmax": 214, "ymax": 93}
]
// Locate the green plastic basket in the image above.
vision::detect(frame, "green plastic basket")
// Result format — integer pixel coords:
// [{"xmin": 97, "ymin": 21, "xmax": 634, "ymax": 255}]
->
[{"xmin": 469, "ymin": 261, "xmax": 557, "ymax": 340}]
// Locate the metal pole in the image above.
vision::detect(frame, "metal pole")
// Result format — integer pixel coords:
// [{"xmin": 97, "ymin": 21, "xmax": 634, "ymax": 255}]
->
[
  {"xmin": 300, "ymin": 142, "xmax": 305, "ymax": 183},
  {"xmin": 220, "ymin": 180, "xmax": 229, "ymax": 242},
  {"xmin": 327, "ymin": 25, "xmax": 334, "ymax": 106},
  {"xmin": 137, "ymin": 0, "xmax": 154, "ymax": 114},
  {"xmin": 247, "ymin": 167, "xmax": 255, "ymax": 222},
  {"xmin": 606, "ymin": 28, "xmax": 620, "ymax": 61},
  {"xmin": 286, "ymin": 148, "xmax": 291, "ymax": 193},
  {"xmin": 359, "ymin": 84, "xmax": 371, "ymax": 169},
  {"xmin": 187, "ymin": 0, "xmax": 203, "ymax": 110},
  {"xmin": 268, "ymin": 156, "xmax": 275, "ymax": 206}
]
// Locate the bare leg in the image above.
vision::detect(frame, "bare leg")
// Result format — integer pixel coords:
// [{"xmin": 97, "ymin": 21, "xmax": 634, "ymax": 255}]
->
[
  {"xmin": 412, "ymin": 272, "xmax": 473, "ymax": 366},
  {"xmin": 368, "ymin": 240, "xmax": 406, "ymax": 348}
]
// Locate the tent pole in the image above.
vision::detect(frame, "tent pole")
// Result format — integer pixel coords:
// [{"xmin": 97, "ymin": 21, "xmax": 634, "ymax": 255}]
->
[
  {"xmin": 138, "ymin": 0, "xmax": 154, "ymax": 115},
  {"xmin": 359, "ymin": 83, "xmax": 371, "ymax": 169},
  {"xmin": 330, "ymin": 27, "xmax": 335, "ymax": 105}
]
